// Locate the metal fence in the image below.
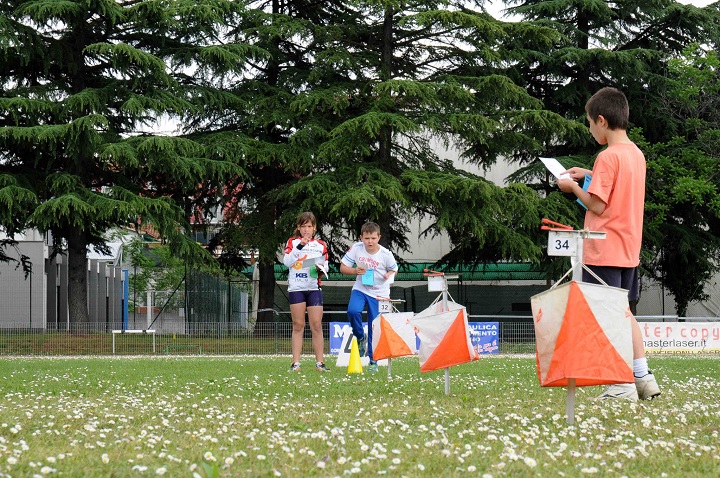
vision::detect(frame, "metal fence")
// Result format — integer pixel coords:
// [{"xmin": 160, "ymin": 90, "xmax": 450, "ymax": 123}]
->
[
  {"xmin": 0, "ymin": 308, "xmax": 701, "ymax": 357},
  {"xmin": 0, "ymin": 312, "xmax": 537, "ymax": 356}
]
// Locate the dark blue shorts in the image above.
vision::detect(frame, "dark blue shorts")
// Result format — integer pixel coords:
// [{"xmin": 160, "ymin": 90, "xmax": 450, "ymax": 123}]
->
[
  {"xmin": 582, "ymin": 265, "xmax": 639, "ymax": 301},
  {"xmin": 289, "ymin": 290, "xmax": 323, "ymax": 307}
]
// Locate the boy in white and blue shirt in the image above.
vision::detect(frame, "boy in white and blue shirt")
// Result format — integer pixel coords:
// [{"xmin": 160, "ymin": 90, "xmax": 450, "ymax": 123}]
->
[{"xmin": 340, "ymin": 222, "xmax": 398, "ymax": 371}]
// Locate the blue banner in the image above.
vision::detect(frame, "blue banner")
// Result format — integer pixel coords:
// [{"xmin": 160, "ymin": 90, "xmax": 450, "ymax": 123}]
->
[
  {"xmin": 468, "ymin": 322, "xmax": 500, "ymax": 355},
  {"xmin": 329, "ymin": 321, "xmax": 499, "ymax": 355},
  {"xmin": 329, "ymin": 322, "xmax": 369, "ymax": 355}
]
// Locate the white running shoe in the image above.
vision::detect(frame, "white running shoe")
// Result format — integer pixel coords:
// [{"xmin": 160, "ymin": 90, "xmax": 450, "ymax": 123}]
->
[
  {"xmin": 595, "ymin": 383, "xmax": 638, "ymax": 401},
  {"xmin": 635, "ymin": 373, "xmax": 661, "ymax": 400}
]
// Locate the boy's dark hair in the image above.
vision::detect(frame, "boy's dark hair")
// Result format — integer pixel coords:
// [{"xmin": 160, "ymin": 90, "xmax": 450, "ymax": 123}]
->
[
  {"xmin": 294, "ymin": 211, "xmax": 316, "ymax": 235},
  {"xmin": 361, "ymin": 222, "xmax": 381, "ymax": 235},
  {"xmin": 585, "ymin": 87, "xmax": 629, "ymax": 130}
]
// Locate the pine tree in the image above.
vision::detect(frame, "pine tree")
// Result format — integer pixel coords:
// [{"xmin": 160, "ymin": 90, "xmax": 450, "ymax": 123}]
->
[
  {"xmin": 501, "ymin": 0, "xmax": 719, "ymax": 150},
  {"xmin": 182, "ymin": 0, "xmax": 367, "ymax": 325},
  {"xmin": 273, "ymin": 0, "xmax": 583, "ymax": 263},
  {"xmin": 0, "ymin": 0, "xmax": 248, "ymax": 326}
]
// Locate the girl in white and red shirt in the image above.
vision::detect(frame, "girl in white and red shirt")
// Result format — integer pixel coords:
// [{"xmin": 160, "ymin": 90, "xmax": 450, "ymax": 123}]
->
[{"xmin": 282, "ymin": 212, "xmax": 329, "ymax": 372}]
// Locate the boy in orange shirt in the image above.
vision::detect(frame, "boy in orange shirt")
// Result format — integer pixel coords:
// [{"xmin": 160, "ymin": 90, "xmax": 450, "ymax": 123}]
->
[{"xmin": 558, "ymin": 87, "xmax": 660, "ymax": 401}]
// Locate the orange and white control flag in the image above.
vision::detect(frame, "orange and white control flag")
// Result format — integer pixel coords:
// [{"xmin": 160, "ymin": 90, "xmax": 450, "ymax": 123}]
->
[
  {"xmin": 412, "ymin": 301, "xmax": 479, "ymax": 373},
  {"xmin": 371, "ymin": 312, "xmax": 416, "ymax": 361},
  {"xmin": 531, "ymin": 281, "xmax": 634, "ymax": 387}
]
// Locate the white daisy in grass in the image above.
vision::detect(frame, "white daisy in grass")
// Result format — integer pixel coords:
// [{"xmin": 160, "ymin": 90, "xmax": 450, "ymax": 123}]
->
[
  {"xmin": 155, "ymin": 467, "xmax": 167, "ymax": 475},
  {"xmin": 417, "ymin": 463, "xmax": 425, "ymax": 470},
  {"xmin": 467, "ymin": 465, "xmax": 476, "ymax": 472},
  {"xmin": 316, "ymin": 461, "xmax": 326, "ymax": 469},
  {"xmin": 257, "ymin": 455, "xmax": 266, "ymax": 461},
  {"xmin": 101, "ymin": 454, "xmax": 109, "ymax": 464},
  {"xmin": 224, "ymin": 457, "xmax": 234, "ymax": 465},
  {"xmin": 523, "ymin": 457, "xmax": 537, "ymax": 468}
]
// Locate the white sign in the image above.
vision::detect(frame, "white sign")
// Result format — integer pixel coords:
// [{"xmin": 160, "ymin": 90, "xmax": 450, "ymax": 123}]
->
[
  {"xmin": 427, "ymin": 275, "xmax": 444, "ymax": 291},
  {"xmin": 547, "ymin": 230, "xmax": 578, "ymax": 257},
  {"xmin": 642, "ymin": 322, "xmax": 720, "ymax": 354},
  {"xmin": 378, "ymin": 300, "xmax": 393, "ymax": 314}
]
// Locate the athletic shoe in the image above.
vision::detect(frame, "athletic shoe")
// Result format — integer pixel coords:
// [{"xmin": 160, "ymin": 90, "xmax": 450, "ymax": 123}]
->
[
  {"xmin": 289, "ymin": 362, "xmax": 301, "ymax": 372},
  {"xmin": 368, "ymin": 363, "xmax": 379, "ymax": 373},
  {"xmin": 316, "ymin": 362, "xmax": 330, "ymax": 372},
  {"xmin": 595, "ymin": 383, "xmax": 638, "ymax": 401},
  {"xmin": 357, "ymin": 335, "xmax": 366, "ymax": 357},
  {"xmin": 635, "ymin": 372, "xmax": 661, "ymax": 400}
]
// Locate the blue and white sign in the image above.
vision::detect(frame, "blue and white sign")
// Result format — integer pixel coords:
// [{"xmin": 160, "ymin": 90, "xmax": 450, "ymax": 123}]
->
[
  {"xmin": 330, "ymin": 322, "xmax": 368, "ymax": 355},
  {"xmin": 330, "ymin": 321, "xmax": 499, "ymax": 355},
  {"xmin": 468, "ymin": 322, "xmax": 499, "ymax": 355}
]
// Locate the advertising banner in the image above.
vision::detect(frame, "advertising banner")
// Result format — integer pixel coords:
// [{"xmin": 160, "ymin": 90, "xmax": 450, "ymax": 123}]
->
[
  {"xmin": 642, "ymin": 322, "xmax": 720, "ymax": 354},
  {"xmin": 469, "ymin": 322, "xmax": 500, "ymax": 355},
  {"xmin": 329, "ymin": 322, "xmax": 499, "ymax": 355}
]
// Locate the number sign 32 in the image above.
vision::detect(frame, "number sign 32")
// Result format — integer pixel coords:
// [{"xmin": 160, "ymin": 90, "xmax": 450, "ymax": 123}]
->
[{"xmin": 378, "ymin": 300, "xmax": 393, "ymax": 314}]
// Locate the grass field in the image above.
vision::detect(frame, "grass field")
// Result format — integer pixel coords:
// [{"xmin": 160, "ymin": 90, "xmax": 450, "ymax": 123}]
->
[{"xmin": 0, "ymin": 355, "xmax": 718, "ymax": 477}]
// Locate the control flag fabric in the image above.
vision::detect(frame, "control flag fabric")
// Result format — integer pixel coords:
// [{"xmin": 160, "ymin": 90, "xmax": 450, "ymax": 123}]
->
[
  {"xmin": 531, "ymin": 281, "xmax": 634, "ymax": 387},
  {"xmin": 371, "ymin": 312, "xmax": 416, "ymax": 361},
  {"xmin": 412, "ymin": 301, "xmax": 479, "ymax": 373}
]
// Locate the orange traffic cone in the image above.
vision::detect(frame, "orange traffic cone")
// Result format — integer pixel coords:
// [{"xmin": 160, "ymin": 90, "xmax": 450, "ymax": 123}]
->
[{"xmin": 347, "ymin": 337, "xmax": 363, "ymax": 374}]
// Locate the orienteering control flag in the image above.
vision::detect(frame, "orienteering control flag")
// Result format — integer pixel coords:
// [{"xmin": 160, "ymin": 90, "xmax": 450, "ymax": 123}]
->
[
  {"xmin": 412, "ymin": 301, "xmax": 479, "ymax": 373},
  {"xmin": 531, "ymin": 281, "xmax": 634, "ymax": 387},
  {"xmin": 371, "ymin": 312, "xmax": 416, "ymax": 361}
]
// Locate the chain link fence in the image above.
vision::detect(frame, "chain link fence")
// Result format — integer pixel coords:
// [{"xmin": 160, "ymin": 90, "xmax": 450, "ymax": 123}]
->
[
  {"xmin": 0, "ymin": 314, "xmax": 536, "ymax": 356},
  {"xmin": 2, "ymin": 261, "xmax": 716, "ymax": 356},
  {"xmin": 0, "ymin": 313, "xmax": 709, "ymax": 357}
]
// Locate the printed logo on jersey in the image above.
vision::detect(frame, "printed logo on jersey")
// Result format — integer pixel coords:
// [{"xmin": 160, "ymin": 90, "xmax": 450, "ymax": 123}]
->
[
  {"xmin": 292, "ymin": 254, "xmax": 308, "ymax": 270},
  {"xmin": 359, "ymin": 257, "xmax": 380, "ymax": 270}
]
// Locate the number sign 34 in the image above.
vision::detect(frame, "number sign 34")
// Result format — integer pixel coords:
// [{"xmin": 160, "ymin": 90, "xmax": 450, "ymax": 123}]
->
[{"xmin": 547, "ymin": 231, "xmax": 577, "ymax": 257}]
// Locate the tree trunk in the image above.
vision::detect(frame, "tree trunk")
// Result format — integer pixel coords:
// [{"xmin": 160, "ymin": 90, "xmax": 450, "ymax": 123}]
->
[
  {"xmin": 376, "ymin": 5, "xmax": 395, "ymax": 247},
  {"xmin": 254, "ymin": 260, "xmax": 277, "ymax": 337},
  {"xmin": 66, "ymin": 229, "xmax": 90, "ymax": 331}
]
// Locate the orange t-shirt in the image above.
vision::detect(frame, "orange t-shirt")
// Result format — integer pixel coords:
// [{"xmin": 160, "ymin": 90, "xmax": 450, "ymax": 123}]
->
[{"xmin": 583, "ymin": 142, "xmax": 646, "ymax": 267}]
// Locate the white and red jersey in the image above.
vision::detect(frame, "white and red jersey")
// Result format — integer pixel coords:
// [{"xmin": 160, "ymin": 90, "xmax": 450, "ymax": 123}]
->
[{"xmin": 282, "ymin": 236, "xmax": 328, "ymax": 292}]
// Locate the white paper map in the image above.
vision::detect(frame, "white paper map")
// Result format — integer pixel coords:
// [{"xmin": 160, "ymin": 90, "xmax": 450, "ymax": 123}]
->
[
  {"xmin": 301, "ymin": 256, "xmax": 324, "ymax": 267},
  {"xmin": 540, "ymin": 157, "xmax": 571, "ymax": 180}
]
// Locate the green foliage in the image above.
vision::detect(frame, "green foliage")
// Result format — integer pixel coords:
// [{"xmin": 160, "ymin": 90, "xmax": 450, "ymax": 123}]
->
[
  {"xmin": 502, "ymin": 0, "xmax": 719, "ymax": 152},
  {"xmin": 0, "ymin": 0, "xmax": 253, "ymax": 321},
  {"xmin": 637, "ymin": 45, "xmax": 720, "ymax": 316},
  {"xmin": 2, "ymin": 0, "xmax": 719, "ymax": 321},
  {"xmin": 498, "ymin": 0, "xmax": 720, "ymax": 310}
]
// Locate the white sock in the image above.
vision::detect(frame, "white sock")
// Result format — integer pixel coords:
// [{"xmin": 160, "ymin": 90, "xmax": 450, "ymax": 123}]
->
[{"xmin": 633, "ymin": 357, "xmax": 649, "ymax": 378}]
